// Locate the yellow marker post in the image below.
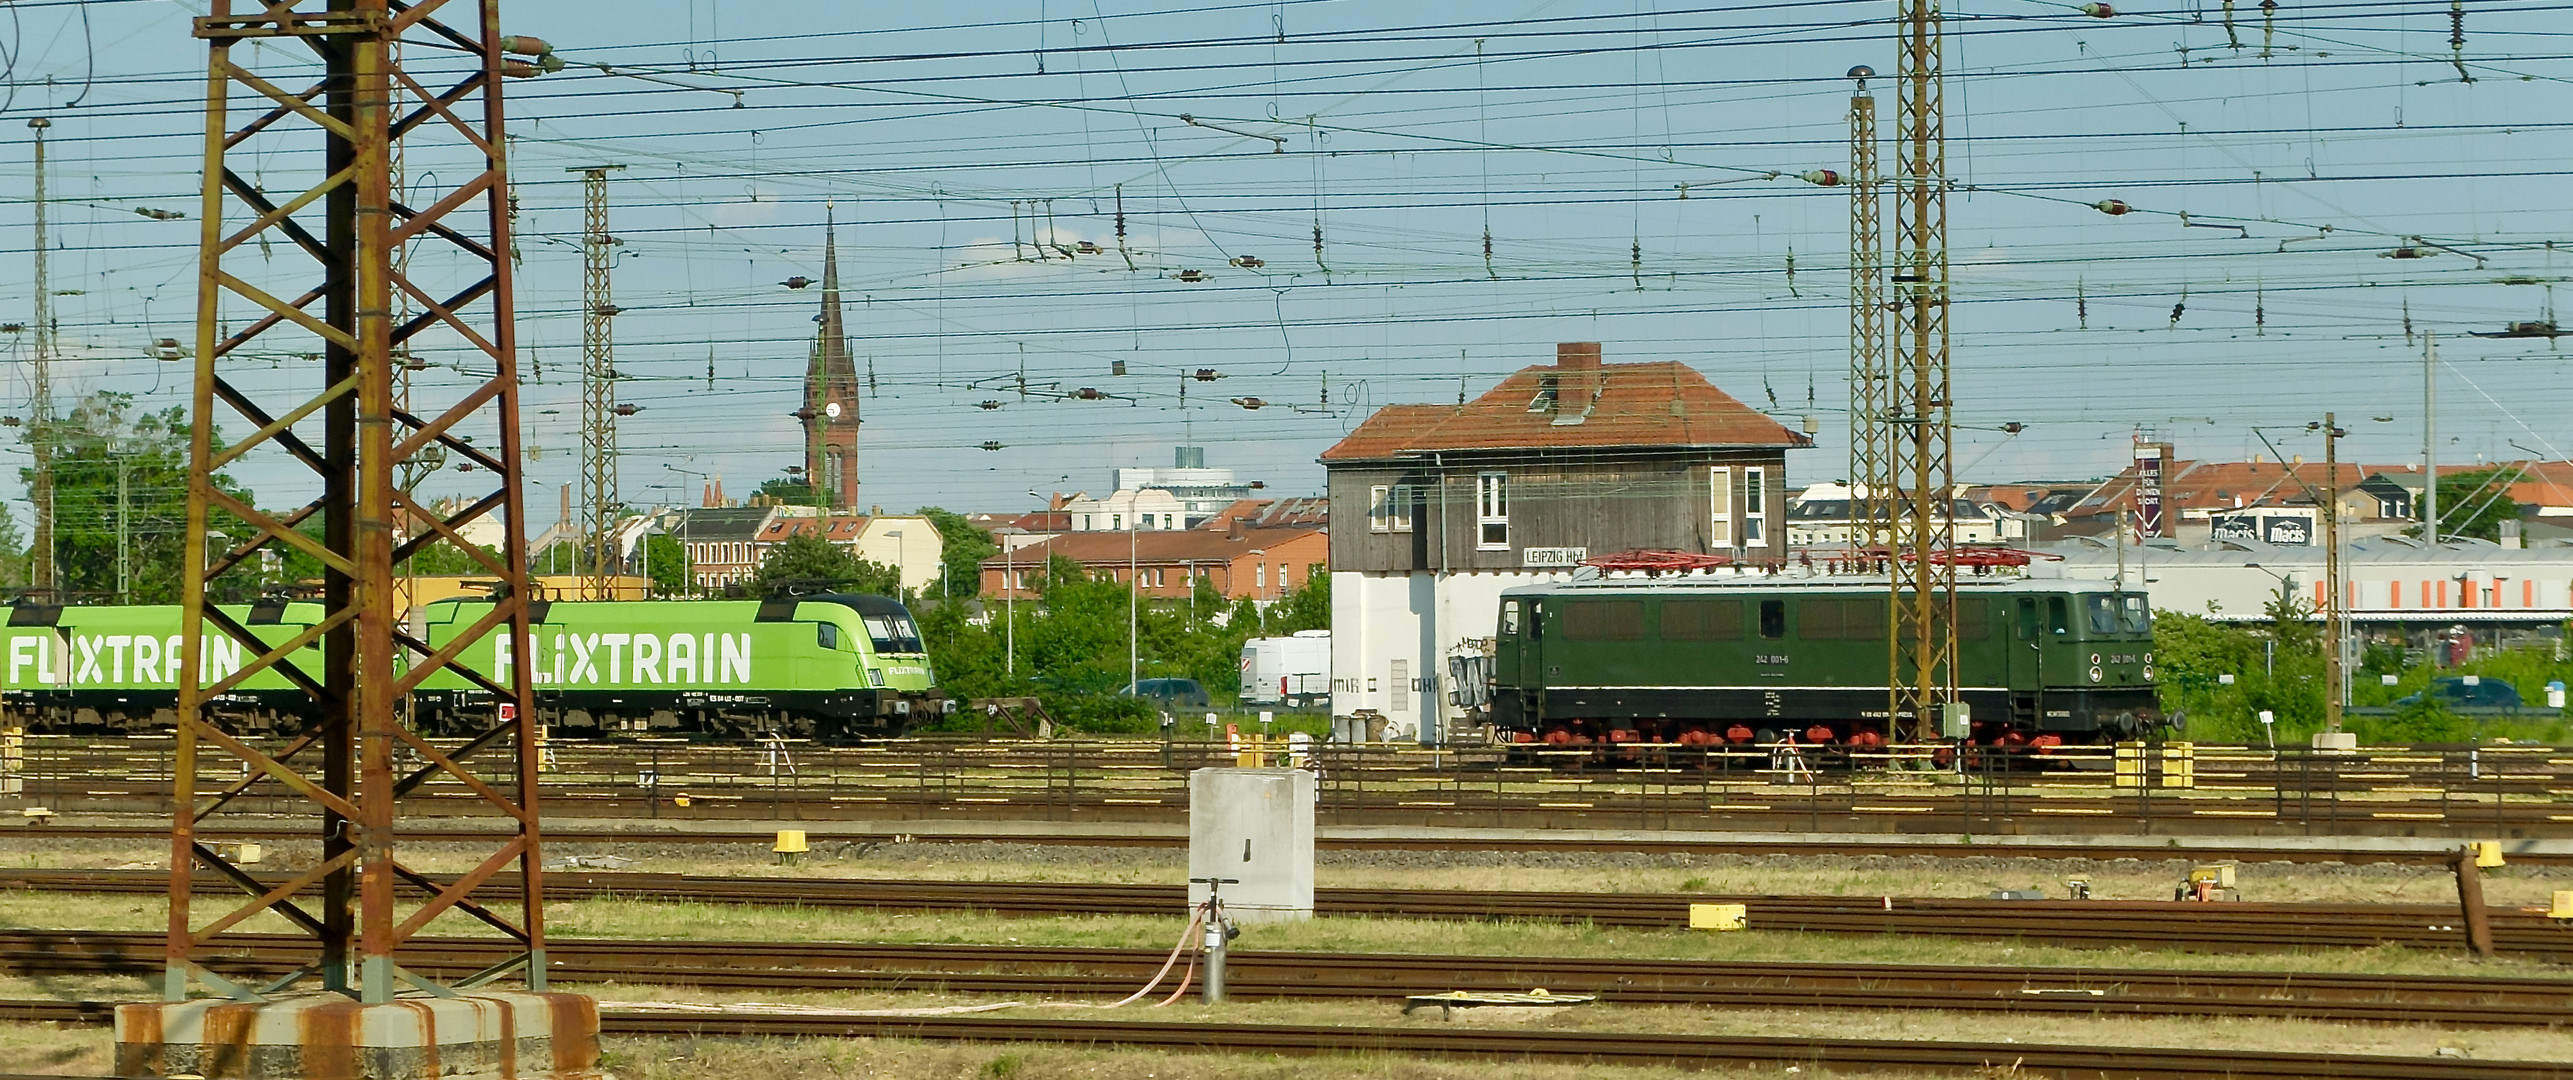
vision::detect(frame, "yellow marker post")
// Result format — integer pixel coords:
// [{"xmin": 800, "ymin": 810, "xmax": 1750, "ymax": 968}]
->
[
  {"xmin": 2473, "ymin": 841, "xmax": 2506, "ymax": 869},
  {"xmin": 774, "ymin": 829, "xmax": 808, "ymax": 866}
]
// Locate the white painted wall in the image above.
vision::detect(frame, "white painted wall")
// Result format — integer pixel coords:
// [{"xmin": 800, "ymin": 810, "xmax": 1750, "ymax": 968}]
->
[{"xmin": 1331, "ymin": 567, "xmax": 1571, "ymax": 744}]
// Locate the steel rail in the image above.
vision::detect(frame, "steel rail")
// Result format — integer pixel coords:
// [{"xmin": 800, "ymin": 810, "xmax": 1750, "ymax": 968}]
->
[
  {"xmin": 11, "ymin": 870, "xmax": 2570, "ymax": 959},
  {"xmin": 1, "ymin": 933, "xmax": 2567, "ymax": 1026},
  {"xmin": 27, "ymin": 823, "xmax": 2573, "ymax": 866}
]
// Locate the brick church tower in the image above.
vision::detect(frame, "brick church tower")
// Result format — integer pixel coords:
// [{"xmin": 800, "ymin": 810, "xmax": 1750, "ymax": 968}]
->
[{"xmin": 802, "ymin": 210, "xmax": 862, "ymax": 508}]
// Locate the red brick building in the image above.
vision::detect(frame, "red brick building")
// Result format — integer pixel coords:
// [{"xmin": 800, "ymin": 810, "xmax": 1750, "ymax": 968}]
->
[{"xmin": 980, "ymin": 525, "xmax": 1326, "ymax": 601}]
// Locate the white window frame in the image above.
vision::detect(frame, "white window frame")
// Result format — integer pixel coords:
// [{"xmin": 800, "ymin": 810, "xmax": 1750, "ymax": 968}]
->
[
  {"xmin": 1708, "ymin": 466, "xmax": 1734, "ymax": 548},
  {"xmin": 1476, "ymin": 471, "xmax": 1510, "ymax": 550},
  {"xmin": 1742, "ymin": 466, "xmax": 1768, "ymax": 547},
  {"xmin": 1369, "ymin": 485, "xmax": 1391, "ymax": 532}
]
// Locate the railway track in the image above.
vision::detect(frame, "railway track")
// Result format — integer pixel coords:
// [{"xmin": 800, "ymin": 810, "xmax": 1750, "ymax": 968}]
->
[
  {"xmin": 4, "ymin": 997, "xmax": 2568, "ymax": 1078},
  {"xmin": 34, "ymin": 779, "xmax": 2571, "ymax": 838},
  {"xmin": 26, "ymin": 821, "xmax": 2573, "ymax": 866},
  {"xmin": 0, "ymin": 932, "xmax": 2566, "ymax": 1026},
  {"xmin": 9, "ymin": 870, "xmax": 2573, "ymax": 959},
  {"xmin": 22, "ymin": 734, "xmax": 2573, "ymax": 839}
]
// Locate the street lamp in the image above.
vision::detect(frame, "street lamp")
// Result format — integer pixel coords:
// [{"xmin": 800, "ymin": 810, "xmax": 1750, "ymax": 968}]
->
[
  {"xmin": 2257, "ymin": 415, "xmax": 2376, "ymax": 736},
  {"xmin": 2241, "ymin": 561, "xmax": 2298, "ymax": 680},
  {"xmin": 665, "ymin": 463, "xmax": 709, "ymax": 596}
]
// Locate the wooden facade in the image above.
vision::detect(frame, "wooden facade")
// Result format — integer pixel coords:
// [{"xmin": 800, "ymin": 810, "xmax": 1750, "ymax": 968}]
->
[{"xmin": 1328, "ymin": 450, "xmax": 1794, "ymax": 574}]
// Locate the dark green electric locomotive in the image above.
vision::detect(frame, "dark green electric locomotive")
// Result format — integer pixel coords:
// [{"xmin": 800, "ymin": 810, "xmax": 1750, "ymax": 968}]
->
[{"xmin": 1489, "ymin": 573, "xmax": 2162, "ymax": 747}]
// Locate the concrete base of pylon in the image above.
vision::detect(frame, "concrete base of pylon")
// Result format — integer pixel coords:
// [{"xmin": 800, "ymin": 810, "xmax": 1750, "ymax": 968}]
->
[{"xmin": 112, "ymin": 991, "xmax": 599, "ymax": 1080}]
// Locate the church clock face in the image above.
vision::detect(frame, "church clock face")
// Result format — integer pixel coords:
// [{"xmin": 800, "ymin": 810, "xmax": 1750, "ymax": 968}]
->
[{"xmin": 824, "ymin": 401, "xmax": 843, "ymax": 420}]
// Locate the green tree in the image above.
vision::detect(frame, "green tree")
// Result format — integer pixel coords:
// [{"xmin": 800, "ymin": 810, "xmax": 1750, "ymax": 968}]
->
[
  {"xmin": 641, "ymin": 532, "xmax": 690, "ymax": 595},
  {"xmin": 756, "ymin": 474, "xmax": 827, "ymax": 508},
  {"xmin": 27, "ymin": 392, "xmax": 255, "ymax": 603},
  {"xmin": 746, "ymin": 533, "xmax": 902, "ymax": 597},
  {"xmin": 1265, "ymin": 569, "xmax": 1330, "ymax": 634},
  {"xmin": 0, "ymin": 502, "xmax": 27, "ymax": 590},
  {"xmin": 914, "ymin": 506, "xmax": 995, "ymax": 600},
  {"xmin": 402, "ymin": 541, "xmax": 504, "ymax": 577},
  {"xmin": 2425, "ymin": 466, "xmax": 2524, "ymax": 542}
]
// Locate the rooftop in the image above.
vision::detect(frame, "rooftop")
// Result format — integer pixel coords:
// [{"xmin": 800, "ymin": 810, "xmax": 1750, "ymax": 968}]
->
[
  {"xmin": 1321, "ymin": 343, "xmax": 1807, "ymax": 462},
  {"xmin": 981, "ymin": 526, "xmax": 1324, "ymax": 568}
]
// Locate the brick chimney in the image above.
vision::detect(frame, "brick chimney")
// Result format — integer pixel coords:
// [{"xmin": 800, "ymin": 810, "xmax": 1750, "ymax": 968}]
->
[{"xmin": 1556, "ymin": 342, "xmax": 1601, "ymax": 414}]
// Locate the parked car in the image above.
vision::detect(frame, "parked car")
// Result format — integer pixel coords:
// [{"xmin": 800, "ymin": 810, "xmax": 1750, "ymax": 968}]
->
[
  {"xmin": 1119, "ymin": 677, "xmax": 1212, "ymax": 710},
  {"xmin": 2394, "ymin": 676, "xmax": 2525, "ymax": 711}
]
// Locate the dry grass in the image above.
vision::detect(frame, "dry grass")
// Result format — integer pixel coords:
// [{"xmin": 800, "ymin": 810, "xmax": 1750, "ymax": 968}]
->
[
  {"xmin": 3, "ymin": 972, "xmax": 2563, "ymax": 1080},
  {"xmin": 0, "ymin": 890, "xmax": 2558, "ymax": 982},
  {"xmin": 4, "ymin": 834, "xmax": 2567, "ymax": 906}
]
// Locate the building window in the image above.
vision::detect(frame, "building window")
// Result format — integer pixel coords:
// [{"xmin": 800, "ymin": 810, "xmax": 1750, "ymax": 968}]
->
[
  {"xmin": 1256, "ymin": 563, "xmax": 1266, "ymax": 589},
  {"xmin": 1476, "ymin": 472, "xmax": 1509, "ymax": 550},
  {"xmin": 1111, "ymin": 514, "xmax": 1122, "ymax": 531},
  {"xmin": 1743, "ymin": 466, "xmax": 1767, "ymax": 547},
  {"xmin": 1527, "ymin": 374, "xmax": 1558, "ymax": 413},
  {"xmin": 1369, "ymin": 485, "xmax": 1391, "ymax": 532},
  {"xmin": 1708, "ymin": 467, "xmax": 1734, "ymax": 548}
]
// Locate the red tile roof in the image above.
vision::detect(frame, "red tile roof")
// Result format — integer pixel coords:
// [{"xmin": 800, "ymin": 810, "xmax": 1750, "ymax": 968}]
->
[
  {"xmin": 756, "ymin": 514, "xmax": 872, "ymax": 540},
  {"xmin": 1199, "ymin": 497, "xmax": 1330, "ymax": 531},
  {"xmin": 1320, "ymin": 351, "xmax": 1805, "ymax": 462},
  {"xmin": 978, "ymin": 526, "xmax": 1324, "ymax": 568}
]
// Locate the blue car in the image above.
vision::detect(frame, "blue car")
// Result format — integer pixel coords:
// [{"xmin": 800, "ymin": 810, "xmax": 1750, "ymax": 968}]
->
[{"xmin": 2395, "ymin": 677, "xmax": 2525, "ymax": 711}]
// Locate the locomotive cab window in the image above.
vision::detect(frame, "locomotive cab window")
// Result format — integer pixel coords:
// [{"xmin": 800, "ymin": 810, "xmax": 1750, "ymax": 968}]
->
[
  {"xmin": 2047, "ymin": 596, "xmax": 2069, "ymax": 635},
  {"xmin": 2119, "ymin": 594, "xmax": 2152, "ymax": 635},
  {"xmin": 1758, "ymin": 599, "xmax": 1786, "ymax": 639},
  {"xmin": 863, "ymin": 613, "xmax": 925, "ymax": 654},
  {"xmin": 816, "ymin": 622, "xmax": 843, "ymax": 651},
  {"xmin": 2016, "ymin": 597, "xmax": 2038, "ymax": 640},
  {"xmin": 2085, "ymin": 595, "xmax": 2119, "ymax": 635},
  {"xmin": 1501, "ymin": 600, "xmax": 1523, "ymax": 636}
]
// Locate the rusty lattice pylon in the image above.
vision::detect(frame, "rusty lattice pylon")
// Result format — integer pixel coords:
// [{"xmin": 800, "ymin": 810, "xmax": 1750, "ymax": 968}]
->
[{"xmin": 168, "ymin": 0, "xmax": 556, "ymax": 1003}]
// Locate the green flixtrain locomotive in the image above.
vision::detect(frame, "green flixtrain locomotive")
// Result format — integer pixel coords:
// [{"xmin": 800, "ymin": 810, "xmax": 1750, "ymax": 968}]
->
[
  {"xmin": 0, "ymin": 592, "xmax": 946, "ymax": 741},
  {"xmin": 413, "ymin": 593, "xmax": 946, "ymax": 739},
  {"xmin": 1489, "ymin": 570, "xmax": 2163, "ymax": 748}
]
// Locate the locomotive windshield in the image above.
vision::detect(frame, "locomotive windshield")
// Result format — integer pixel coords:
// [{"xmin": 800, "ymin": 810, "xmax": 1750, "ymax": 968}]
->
[
  {"xmin": 2119, "ymin": 594, "xmax": 2151, "ymax": 635},
  {"xmin": 861, "ymin": 612, "xmax": 925, "ymax": 654},
  {"xmin": 2084, "ymin": 594, "xmax": 2119, "ymax": 635}
]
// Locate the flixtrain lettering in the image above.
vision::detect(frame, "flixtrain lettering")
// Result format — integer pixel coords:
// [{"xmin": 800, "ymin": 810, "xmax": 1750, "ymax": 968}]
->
[
  {"xmin": 4, "ymin": 633, "xmax": 252, "ymax": 688},
  {"xmin": 496, "ymin": 632, "xmax": 756, "ymax": 687}
]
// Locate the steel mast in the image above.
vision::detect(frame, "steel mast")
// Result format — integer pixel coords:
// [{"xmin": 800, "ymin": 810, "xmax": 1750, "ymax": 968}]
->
[
  {"xmin": 1889, "ymin": 0, "xmax": 1957, "ymax": 743},
  {"xmin": 26, "ymin": 117, "xmax": 51, "ymax": 596},
  {"xmin": 169, "ymin": 0, "xmax": 559, "ymax": 1003},
  {"xmin": 577, "ymin": 164, "xmax": 623, "ymax": 599}
]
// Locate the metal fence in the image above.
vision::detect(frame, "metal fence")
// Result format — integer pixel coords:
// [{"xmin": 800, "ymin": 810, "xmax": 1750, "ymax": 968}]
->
[{"xmin": 13, "ymin": 734, "xmax": 2571, "ymax": 836}]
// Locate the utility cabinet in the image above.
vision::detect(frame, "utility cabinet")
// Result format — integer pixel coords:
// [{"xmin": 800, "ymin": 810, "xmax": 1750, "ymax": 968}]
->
[{"xmin": 1188, "ymin": 767, "xmax": 1316, "ymax": 922}]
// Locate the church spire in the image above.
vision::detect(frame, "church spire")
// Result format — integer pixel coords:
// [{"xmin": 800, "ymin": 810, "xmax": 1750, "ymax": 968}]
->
[{"xmin": 801, "ymin": 204, "xmax": 863, "ymax": 508}]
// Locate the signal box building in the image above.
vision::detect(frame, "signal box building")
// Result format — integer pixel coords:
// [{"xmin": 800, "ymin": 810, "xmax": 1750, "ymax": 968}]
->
[{"xmin": 1320, "ymin": 342, "xmax": 1810, "ymax": 741}]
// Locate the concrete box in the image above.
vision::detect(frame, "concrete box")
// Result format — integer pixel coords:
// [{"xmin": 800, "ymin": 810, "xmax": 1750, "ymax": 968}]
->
[
  {"xmin": 1188, "ymin": 767, "xmax": 1315, "ymax": 922},
  {"xmin": 114, "ymin": 991, "xmax": 598, "ymax": 1080}
]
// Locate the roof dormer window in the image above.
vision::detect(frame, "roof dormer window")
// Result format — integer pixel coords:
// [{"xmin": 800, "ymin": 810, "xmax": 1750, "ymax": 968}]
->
[{"xmin": 1528, "ymin": 374, "xmax": 1558, "ymax": 413}]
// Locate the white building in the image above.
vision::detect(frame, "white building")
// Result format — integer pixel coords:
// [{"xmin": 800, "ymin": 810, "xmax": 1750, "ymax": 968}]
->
[
  {"xmin": 1060, "ymin": 488, "xmax": 1191, "ymax": 532},
  {"xmin": 1782, "ymin": 482, "xmax": 2015, "ymax": 548},
  {"xmin": 2042, "ymin": 537, "xmax": 2573, "ymax": 647}
]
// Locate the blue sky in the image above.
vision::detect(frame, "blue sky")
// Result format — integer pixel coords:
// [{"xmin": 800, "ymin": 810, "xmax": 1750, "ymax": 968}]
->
[{"xmin": 3, "ymin": 0, "xmax": 2570, "ymax": 530}]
